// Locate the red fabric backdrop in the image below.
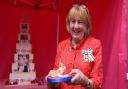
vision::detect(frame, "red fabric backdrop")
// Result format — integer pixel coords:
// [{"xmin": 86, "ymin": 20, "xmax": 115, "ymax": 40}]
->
[{"xmin": 0, "ymin": 0, "xmax": 127, "ymax": 89}]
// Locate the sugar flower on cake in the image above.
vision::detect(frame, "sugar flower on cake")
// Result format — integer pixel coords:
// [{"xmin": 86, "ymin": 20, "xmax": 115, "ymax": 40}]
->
[{"xmin": 48, "ymin": 62, "xmax": 66, "ymax": 77}]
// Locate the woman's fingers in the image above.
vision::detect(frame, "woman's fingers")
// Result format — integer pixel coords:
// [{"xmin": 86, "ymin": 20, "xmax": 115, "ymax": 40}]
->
[
  {"xmin": 69, "ymin": 69, "xmax": 79, "ymax": 75},
  {"xmin": 71, "ymin": 73, "xmax": 80, "ymax": 84}
]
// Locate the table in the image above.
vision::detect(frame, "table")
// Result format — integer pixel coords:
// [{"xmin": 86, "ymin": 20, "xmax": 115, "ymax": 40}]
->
[{"xmin": 0, "ymin": 79, "xmax": 47, "ymax": 89}]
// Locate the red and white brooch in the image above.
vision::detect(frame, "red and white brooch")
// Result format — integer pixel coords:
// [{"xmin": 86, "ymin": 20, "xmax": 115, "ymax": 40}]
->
[{"xmin": 81, "ymin": 48, "xmax": 95, "ymax": 62}]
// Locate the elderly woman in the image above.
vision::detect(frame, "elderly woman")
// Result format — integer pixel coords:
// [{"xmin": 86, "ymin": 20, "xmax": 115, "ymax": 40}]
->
[{"xmin": 47, "ymin": 4, "xmax": 103, "ymax": 89}]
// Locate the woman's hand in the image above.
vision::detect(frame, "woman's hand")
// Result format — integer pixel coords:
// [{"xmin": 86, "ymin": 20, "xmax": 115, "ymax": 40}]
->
[{"xmin": 69, "ymin": 69, "xmax": 93, "ymax": 89}]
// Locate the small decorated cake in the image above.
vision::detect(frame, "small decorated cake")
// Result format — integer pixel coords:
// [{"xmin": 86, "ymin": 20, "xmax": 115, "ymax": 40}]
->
[{"xmin": 47, "ymin": 62, "xmax": 72, "ymax": 83}]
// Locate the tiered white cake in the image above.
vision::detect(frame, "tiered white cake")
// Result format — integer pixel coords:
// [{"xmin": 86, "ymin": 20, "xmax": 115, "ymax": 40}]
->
[{"xmin": 9, "ymin": 23, "xmax": 36, "ymax": 85}]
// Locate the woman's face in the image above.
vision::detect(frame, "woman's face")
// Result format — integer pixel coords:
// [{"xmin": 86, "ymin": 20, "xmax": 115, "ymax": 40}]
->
[
  {"xmin": 18, "ymin": 56, "xmax": 24, "ymax": 65},
  {"xmin": 69, "ymin": 17, "xmax": 86, "ymax": 43}
]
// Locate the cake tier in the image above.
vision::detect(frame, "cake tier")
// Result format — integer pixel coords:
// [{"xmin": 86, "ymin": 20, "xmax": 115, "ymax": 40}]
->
[
  {"xmin": 18, "ymin": 33, "xmax": 30, "ymax": 41},
  {"xmin": 9, "ymin": 72, "xmax": 36, "ymax": 80},
  {"xmin": 16, "ymin": 43, "xmax": 32, "ymax": 53}
]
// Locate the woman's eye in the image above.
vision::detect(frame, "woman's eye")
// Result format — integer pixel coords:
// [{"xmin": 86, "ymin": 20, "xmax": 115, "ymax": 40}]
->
[
  {"xmin": 78, "ymin": 21, "xmax": 84, "ymax": 24},
  {"xmin": 71, "ymin": 20, "xmax": 75, "ymax": 23}
]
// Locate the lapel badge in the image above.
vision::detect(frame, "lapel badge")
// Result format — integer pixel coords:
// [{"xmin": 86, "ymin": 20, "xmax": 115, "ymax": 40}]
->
[{"xmin": 81, "ymin": 48, "xmax": 95, "ymax": 62}]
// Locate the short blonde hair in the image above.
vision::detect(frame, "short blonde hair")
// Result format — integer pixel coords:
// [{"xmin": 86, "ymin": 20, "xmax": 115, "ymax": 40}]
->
[{"xmin": 66, "ymin": 4, "xmax": 91, "ymax": 37}]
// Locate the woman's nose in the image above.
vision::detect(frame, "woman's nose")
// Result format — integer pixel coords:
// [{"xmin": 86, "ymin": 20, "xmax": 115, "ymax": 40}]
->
[{"xmin": 74, "ymin": 22, "xmax": 79, "ymax": 28}]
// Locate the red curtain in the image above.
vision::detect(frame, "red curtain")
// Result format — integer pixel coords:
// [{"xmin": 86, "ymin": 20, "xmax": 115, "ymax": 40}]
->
[
  {"xmin": 0, "ymin": 0, "xmax": 127, "ymax": 89},
  {"xmin": 101, "ymin": 0, "xmax": 127, "ymax": 88}
]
